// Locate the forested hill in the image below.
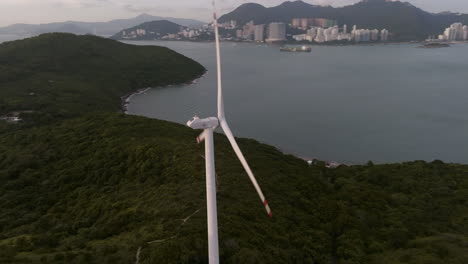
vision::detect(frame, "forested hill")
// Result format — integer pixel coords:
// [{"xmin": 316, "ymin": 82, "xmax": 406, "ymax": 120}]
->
[
  {"xmin": 0, "ymin": 33, "xmax": 205, "ymax": 121},
  {"xmin": 0, "ymin": 33, "xmax": 467, "ymax": 264},
  {"xmin": 1, "ymin": 113, "xmax": 468, "ymax": 263},
  {"xmin": 219, "ymin": 0, "xmax": 468, "ymax": 40}
]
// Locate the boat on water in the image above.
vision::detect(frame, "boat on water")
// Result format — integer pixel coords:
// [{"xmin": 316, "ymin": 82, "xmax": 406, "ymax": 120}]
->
[
  {"xmin": 280, "ymin": 46, "xmax": 312, "ymax": 52},
  {"xmin": 419, "ymin": 42, "xmax": 450, "ymax": 48}
]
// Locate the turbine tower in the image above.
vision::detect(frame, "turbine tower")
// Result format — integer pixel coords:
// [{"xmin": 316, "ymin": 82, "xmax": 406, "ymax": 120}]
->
[{"xmin": 186, "ymin": 1, "xmax": 272, "ymax": 263}]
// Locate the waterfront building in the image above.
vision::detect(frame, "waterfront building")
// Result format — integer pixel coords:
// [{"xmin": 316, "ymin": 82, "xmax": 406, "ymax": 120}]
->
[
  {"xmin": 314, "ymin": 18, "xmax": 337, "ymax": 28},
  {"xmin": 380, "ymin": 29, "xmax": 389, "ymax": 41},
  {"xmin": 236, "ymin": 29, "xmax": 243, "ymax": 39},
  {"xmin": 440, "ymin": 23, "xmax": 468, "ymax": 41},
  {"xmin": 314, "ymin": 27, "xmax": 326, "ymax": 43},
  {"xmin": 300, "ymin": 18, "xmax": 310, "ymax": 29},
  {"xmin": 306, "ymin": 28, "xmax": 317, "ymax": 41},
  {"xmin": 242, "ymin": 21, "xmax": 255, "ymax": 40},
  {"xmin": 293, "ymin": 34, "xmax": 307, "ymax": 41},
  {"xmin": 291, "ymin": 18, "xmax": 301, "ymax": 28},
  {"xmin": 254, "ymin": 24, "xmax": 265, "ymax": 42},
  {"xmin": 136, "ymin": 29, "xmax": 146, "ymax": 36},
  {"xmin": 323, "ymin": 26, "xmax": 339, "ymax": 42},
  {"xmin": 266, "ymin": 22, "xmax": 287, "ymax": 42},
  {"xmin": 291, "ymin": 17, "xmax": 337, "ymax": 29},
  {"xmin": 230, "ymin": 20, "xmax": 237, "ymax": 29}
]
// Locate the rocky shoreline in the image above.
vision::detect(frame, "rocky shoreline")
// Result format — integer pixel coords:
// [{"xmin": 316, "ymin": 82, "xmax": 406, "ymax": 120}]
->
[{"xmin": 120, "ymin": 72, "xmax": 207, "ymax": 114}]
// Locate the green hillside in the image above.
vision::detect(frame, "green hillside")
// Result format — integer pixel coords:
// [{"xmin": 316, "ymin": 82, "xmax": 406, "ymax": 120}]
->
[
  {"xmin": 1, "ymin": 113, "xmax": 468, "ymax": 263},
  {"xmin": 0, "ymin": 33, "xmax": 467, "ymax": 264},
  {"xmin": 0, "ymin": 33, "xmax": 205, "ymax": 121}
]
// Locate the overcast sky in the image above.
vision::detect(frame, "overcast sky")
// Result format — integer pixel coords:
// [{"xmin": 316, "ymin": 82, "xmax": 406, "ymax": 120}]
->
[{"xmin": 1, "ymin": 0, "xmax": 467, "ymax": 27}]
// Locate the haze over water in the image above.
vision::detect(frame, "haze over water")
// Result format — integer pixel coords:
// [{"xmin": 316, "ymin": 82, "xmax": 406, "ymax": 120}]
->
[{"xmin": 122, "ymin": 41, "xmax": 468, "ymax": 164}]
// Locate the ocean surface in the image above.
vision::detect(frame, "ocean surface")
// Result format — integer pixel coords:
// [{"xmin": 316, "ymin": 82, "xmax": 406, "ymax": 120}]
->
[
  {"xmin": 3, "ymin": 34, "xmax": 467, "ymax": 164},
  {"xmin": 0, "ymin": 34, "xmax": 24, "ymax": 43},
  {"xmin": 125, "ymin": 41, "xmax": 468, "ymax": 164}
]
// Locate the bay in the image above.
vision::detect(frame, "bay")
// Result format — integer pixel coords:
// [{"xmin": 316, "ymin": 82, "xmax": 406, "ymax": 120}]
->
[
  {"xmin": 0, "ymin": 34, "xmax": 24, "ymax": 43},
  {"xmin": 126, "ymin": 41, "xmax": 468, "ymax": 164}
]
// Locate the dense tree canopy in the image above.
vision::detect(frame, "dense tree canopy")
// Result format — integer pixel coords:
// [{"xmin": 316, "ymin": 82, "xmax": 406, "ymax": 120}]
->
[
  {"xmin": 0, "ymin": 33, "xmax": 205, "ymax": 120},
  {"xmin": 0, "ymin": 113, "xmax": 467, "ymax": 263}
]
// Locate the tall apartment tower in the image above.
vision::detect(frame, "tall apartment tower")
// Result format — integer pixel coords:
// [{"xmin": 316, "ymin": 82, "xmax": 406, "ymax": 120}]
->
[
  {"xmin": 266, "ymin": 22, "xmax": 287, "ymax": 43},
  {"xmin": 254, "ymin": 24, "xmax": 265, "ymax": 42}
]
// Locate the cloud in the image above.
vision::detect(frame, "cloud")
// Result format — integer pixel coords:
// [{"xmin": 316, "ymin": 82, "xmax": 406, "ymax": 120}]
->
[{"xmin": 123, "ymin": 4, "xmax": 174, "ymax": 14}]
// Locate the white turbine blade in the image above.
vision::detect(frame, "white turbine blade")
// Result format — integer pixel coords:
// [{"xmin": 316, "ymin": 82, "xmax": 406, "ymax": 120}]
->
[
  {"xmin": 219, "ymin": 119, "xmax": 272, "ymax": 217},
  {"xmin": 197, "ymin": 131, "xmax": 206, "ymax": 144},
  {"xmin": 212, "ymin": 0, "xmax": 225, "ymax": 120}
]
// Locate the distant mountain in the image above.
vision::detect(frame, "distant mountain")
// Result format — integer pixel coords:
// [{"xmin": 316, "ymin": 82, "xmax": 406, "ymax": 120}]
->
[
  {"xmin": 0, "ymin": 14, "xmax": 204, "ymax": 37},
  {"xmin": 111, "ymin": 20, "xmax": 185, "ymax": 40},
  {"xmin": 219, "ymin": 0, "xmax": 468, "ymax": 40}
]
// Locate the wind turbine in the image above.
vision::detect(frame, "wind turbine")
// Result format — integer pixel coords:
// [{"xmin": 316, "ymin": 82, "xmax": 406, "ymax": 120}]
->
[{"xmin": 186, "ymin": 1, "xmax": 272, "ymax": 263}]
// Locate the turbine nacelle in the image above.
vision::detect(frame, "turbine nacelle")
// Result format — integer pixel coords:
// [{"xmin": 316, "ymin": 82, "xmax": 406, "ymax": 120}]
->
[{"xmin": 187, "ymin": 116, "xmax": 219, "ymax": 130}]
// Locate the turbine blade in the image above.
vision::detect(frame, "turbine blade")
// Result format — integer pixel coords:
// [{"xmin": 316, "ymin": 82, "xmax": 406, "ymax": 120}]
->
[
  {"xmin": 219, "ymin": 119, "xmax": 272, "ymax": 217},
  {"xmin": 197, "ymin": 131, "xmax": 206, "ymax": 144},
  {"xmin": 212, "ymin": 0, "xmax": 225, "ymax": 120}
]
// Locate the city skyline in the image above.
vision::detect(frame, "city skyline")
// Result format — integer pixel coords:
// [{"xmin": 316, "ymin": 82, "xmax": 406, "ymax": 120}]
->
[{"xmin": 1, "ymin": 0, "xmax": 468, "ymax": 27}]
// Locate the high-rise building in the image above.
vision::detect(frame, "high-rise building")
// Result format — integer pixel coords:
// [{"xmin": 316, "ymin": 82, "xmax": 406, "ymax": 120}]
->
[
  {"xmin": 315, "ymin": 27, "xmax": 325, "ymax": 43},
  {"xmin": 306, "ymin": 28, "xmax": 317, "ymax": 41},
  {"xmin": 236, "ymin": 29, "xmax": 243, "ymax": 39},
  {"xmin": 380, "ymin": 29, "xmax": 389, "ymax": 41},
  {"xmin": 266, "ymin": 22, "xmax": 287, "ymax": 43},
  {"xmin": 230, "ymin": 20, "xmax": 237, "ymax": 29},
  {"xmin": 242, "ymin": 21, "xmax": 255, "ymax": 40},
  {"xmin": 440, "ymin": 23, "xmax": 467, "ymax": 41},
  {"xmin": 343, "ymin": 24, "xmax": 348, "ymax": 34},
  {"xmin": 323, "ymin": 26, "xmax": 339, "ymax": 42},
  {"xmin": 371, "ymin": 29, "xmax": 379, "ymax": 41},
  {"xmin": 254, "ymin": 24, "xmax": 265, "ymax": 42},
  {"xmin": 300, "ymin": 18, "xmax": 310, "ymax": 29},
  {"xmin": 291, "ymin": 18, "xmax": 301, "ymax": 28}
]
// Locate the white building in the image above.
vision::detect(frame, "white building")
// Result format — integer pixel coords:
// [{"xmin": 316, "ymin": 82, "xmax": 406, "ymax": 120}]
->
[
  {"xmin": 440, "ymin": 23, "xmax": 468, "ymax": 41},
  {"xmin": 293, "ymin": 34, "xmax": 307, "ymax": 41},
  {"xmin": 236, "ymin": 29, "xmax": 243, "ymax": 39},
  {"xmin": 266, "ymin": 22, "xmax": 287, "ymax": 42},
  {"xmin": 254, "ymin": 24, "xmax": 265, "ymax": 42},
  {"xmin": 380, "ymin": 29, "xmax": 389, "ymax": 41},
  {"xmin": 242, "ymin": 21, "xmax": 255, "ymax": 40},
  {"xmin": 306, "ymin": 28, "xmax": 317, "ymax": 42},
  {"xmin": 371, "ymin": 29, "xmax": 379, "ymax": 41},
  {"xmin": 314, "ymin": 27, "xmax": 326, "ymax": 43}
]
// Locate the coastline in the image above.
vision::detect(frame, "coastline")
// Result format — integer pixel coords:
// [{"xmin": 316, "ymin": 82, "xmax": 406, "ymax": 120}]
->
[
  {"xmin": 120, "ymin": 72, "xmax": 207, "ymax": 114},
  {"xmin": 120, "ymin": 38, "xmax": 468, "ymax": 47},
  {"xmin": 120, "ymin": 88, "xmax": 151, "ymax": 114}
]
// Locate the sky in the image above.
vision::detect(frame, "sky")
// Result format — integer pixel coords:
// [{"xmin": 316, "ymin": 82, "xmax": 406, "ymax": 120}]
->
[{"xmin": 0, "ymin": 0, "xmax": 468, "ymax": 27}]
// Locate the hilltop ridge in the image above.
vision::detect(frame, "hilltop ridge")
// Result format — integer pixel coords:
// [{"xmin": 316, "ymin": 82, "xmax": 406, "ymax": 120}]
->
[
  {"xmin": 0, "ymin": 33, "xmax": 205, "ymax": 121},
  {"xmin": 0, "ymin": 14, "xmax": 204, "ymax": 36}
]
